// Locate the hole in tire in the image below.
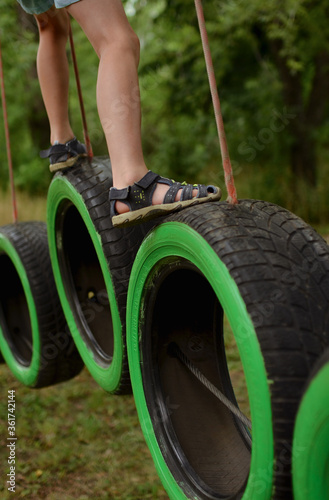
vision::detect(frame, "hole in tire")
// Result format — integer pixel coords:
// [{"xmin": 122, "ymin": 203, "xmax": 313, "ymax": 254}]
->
[
  {"xmin": 0, "ymin": 254, "xmax": 33, "ymax": 365},
  {"xmin": 57, "ymin": 202, "xmax": 114, "ymax": 366},
  {"xmin": 141, "ymin": 259, "xmax": 251, "ymax": 499}
]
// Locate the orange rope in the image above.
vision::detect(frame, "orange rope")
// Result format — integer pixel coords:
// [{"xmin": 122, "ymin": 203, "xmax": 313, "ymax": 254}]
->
[
  {"xmin": 0, "ymin": 36, "xmax": 18, "ymax": 223},
  {"xmin": 194, "ymin": 0, "xmax": 238, "ymax": 204}
]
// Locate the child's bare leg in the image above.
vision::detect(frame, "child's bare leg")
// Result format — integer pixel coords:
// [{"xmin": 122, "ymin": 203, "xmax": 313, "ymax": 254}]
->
[
  {"xmin": 67, "ymin": 0, "xmax": 146, "ymax": 186},
  {"xmin": 34, "ymin": 7, "xmax": 74, "ymax": 145},
  {"xmin": 67, "ymin": 0, "xmax": 194, "ymax": 213}
]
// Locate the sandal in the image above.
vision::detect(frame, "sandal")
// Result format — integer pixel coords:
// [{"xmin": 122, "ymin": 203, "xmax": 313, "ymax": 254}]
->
[
  {"xmin": 40, "ymin": 137, "xmax": 87, "ymax": 172},
  {"xmin": 109, "ymin": 170, "xmax": 221, "ymax": 228}
]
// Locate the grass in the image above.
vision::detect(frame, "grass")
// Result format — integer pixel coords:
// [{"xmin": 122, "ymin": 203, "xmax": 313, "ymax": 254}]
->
[
  {"xmin": 224, "ymin": 318, "xmax": 250, "ymax": 420},
  {"xmin": 0, "ymin": 368, "xmax": 169, "ymax": 499},
  {"xmin": 1, "ymin": 296, "xmax": 250, "ymax": 500},
  {"xmin": 0, "ymin": 346, "xmax": 251, "ymax": 500},
  {"xmin": 1, "ymin": 320, "xmax": 250, "ymax": 500},
  {"xmin": 0, "ymin": 190, "xmax": 47, "ymax": 226}
]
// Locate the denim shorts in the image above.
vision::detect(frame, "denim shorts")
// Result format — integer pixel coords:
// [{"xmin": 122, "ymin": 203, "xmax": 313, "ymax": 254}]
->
[{"xmin": 17, "ymin": 0, "xmax": 80, "ymax": 15}]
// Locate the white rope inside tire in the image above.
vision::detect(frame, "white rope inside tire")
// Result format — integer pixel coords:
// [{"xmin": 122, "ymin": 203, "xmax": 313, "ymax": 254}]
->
[{"xmin": 171, "ymin": 343, "xmax": 252, "ymax": 430}]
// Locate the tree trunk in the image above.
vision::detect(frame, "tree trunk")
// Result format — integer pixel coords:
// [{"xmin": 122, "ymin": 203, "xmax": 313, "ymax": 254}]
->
[
  {"xmin": 290, "ymin": 133, "xmax": 317, "ymax": 186},
  {"xmin": 269, "ymin": 38, "xmax": 329, "ymax": 187}
]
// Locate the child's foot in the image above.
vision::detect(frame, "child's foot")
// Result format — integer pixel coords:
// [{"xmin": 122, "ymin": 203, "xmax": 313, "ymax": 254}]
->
[
  {"xmin": 109, "ymin": 170, "xmax": 221, "ymax": 228},
  {"xmin": 40, "ymin": 138, "xmax": 87, "ymax": 172}
]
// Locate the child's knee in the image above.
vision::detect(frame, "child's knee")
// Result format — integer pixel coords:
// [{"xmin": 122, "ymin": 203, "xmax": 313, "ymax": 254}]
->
[
  {"xmin": 35, "ymin": 7, "xmax": 69, "ymax": 38},
  {"xmin": 128, "ymin": 30, "xmax": 140, "ymax": 65},
  {"xmin": 100, "ymin": 28, "xmax": 140, "ymax": 66}
]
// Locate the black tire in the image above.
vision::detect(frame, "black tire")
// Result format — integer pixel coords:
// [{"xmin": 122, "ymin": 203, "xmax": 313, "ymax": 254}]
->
[
  {"xmin": 0, "ymin": 221, "xmax": 83, "ymax": 388},
  {"xmin": 47, "ymin": 157, "xmax": 156, "ymax": 394},
  {"xmin": 292, "ymin": 348, "xmax": 329, "ymax": 500},
  {"xmin": 126, "ymin": 199, "xmax": 329, "ymax": 500}
]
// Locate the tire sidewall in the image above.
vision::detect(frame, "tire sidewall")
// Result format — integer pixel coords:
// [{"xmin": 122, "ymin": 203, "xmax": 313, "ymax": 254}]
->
[
  {"xmin": 47, "ymin": 175, "xmax": 123, "ymax": 392},
  {"xmin": 0, "ymin": 233, "xmax": 41, "ymax": 385},
  {"xmin": 293, "ymin": 355, "xmax": 329, "ymax": 500},
  {"xmin": 127, "ymin": 221, "xmax": 274, "ymax": 500}
]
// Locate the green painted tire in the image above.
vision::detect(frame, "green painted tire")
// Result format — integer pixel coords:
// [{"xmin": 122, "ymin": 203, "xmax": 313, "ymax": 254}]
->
[
  {"xmin": 0, "ymin": 222, "xmax": 83, "ymax": 387},
  {"xmin": 127, "ymin": 200, "xmax": 329, "ymax": 500},
  {"xmin": 47, "ymin": 157, "xmax": 154, "ymax": 393},
  {"xmin": 293, "ymin": 349, "xmax": 329, "ymax": 500}
]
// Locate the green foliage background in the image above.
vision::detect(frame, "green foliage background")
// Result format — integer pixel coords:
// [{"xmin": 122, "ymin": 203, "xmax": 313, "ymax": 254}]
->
[{"xmin": 0, "ymin": 0, "xmax": 329, "ymax": 222}]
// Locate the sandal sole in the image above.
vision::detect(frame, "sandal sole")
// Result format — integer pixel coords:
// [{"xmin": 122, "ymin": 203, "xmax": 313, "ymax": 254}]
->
[
  {"xmin": 112, "ymin": 189, "xmax": 222, "ymax": 228},
  {"xmin": 49, "ymin": 154, "xmax": 88, "ymax": 173}
]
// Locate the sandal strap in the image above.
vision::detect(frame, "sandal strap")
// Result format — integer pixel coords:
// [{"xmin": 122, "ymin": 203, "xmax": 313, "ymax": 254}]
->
[
  {"xmin": 109, "ymin": 186, "xmax": 130, "ymax": 218},
  {"xmin": 196, "ymin": 184, "xmax": 208, "ymax": 199},
  {"xmin": 163, "ymin": 182, "xmax": 183, "ymax": 204},
  {"xmin": 164, "ymin": 182, "xmax": 208, "ymax": 202},
  {"xmin": 109, "ymin": 170, "xmax": 162, "ymax": 217},
  {"xmin": 180, "ymin": 183, "xmax": 194, "ymax": 201},
  {"xmin": 135, "ymin": 170, "xmax": 160, "ymax": 189},
  {"xmin": 40, "ymin": 138, "xmax": 86, "ymax": 163},
  {"xmin": 109, "ymin": 186, "xmax": 130, "ymax": 201},
  {"xmin": 109, "ymin": 171, "xmax": 161, "ymax": 203},
  {"xmin": 40, "ymin": 144, "xmax": 68, "ymax": 159}
]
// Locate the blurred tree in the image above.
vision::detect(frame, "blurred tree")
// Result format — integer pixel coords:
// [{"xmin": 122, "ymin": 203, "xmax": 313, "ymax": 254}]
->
[
  {"xmin": 128, "ymin": 0, "xmax": 329, "ymax": 186},
  {"xmin": 0, "ymin": 0, "xmax": 99, "ymax": 193},
  {"xmin": 217, "ymin": 0, "xmax": 329, "ymax": 184},
  {"xmin": 1, "ymin": 0, "xmax": 329, "ymax": 201},
  {"xmin": 0, "ymin": 0, "xmax": 51, "ymax": 192}
]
